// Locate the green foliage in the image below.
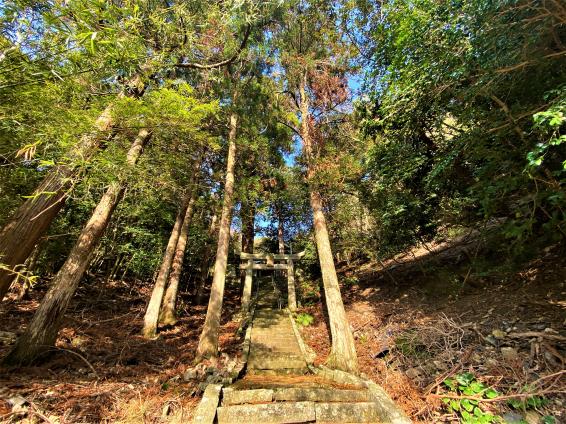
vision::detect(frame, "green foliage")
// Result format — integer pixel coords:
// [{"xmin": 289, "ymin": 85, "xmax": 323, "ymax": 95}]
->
[
  {"xmin": 352, "ymin": 0, "xmax": 566, "ymax": 257},
  {"xmin": 342, "ymin": 275, "xmax": 359, "ymax": 286},
  {"xmin": 295, "ymin": 312, "xmax": 314, "ymax": 327},
  {"xmin": 507, "ymin": 391, "xmax": 549, "ymax": 412},
  {"xmin": 442, "ymin": 373, "xmax": 499, "ymax": 424}
]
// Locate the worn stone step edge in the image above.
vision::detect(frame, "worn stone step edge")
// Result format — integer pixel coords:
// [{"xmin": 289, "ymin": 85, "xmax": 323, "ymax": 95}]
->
[
  {"xmin": 216, "ymin": 401, "xmax": 383, "ymax": 424},
  {"xmin": 192, "ymin": 383, "xmax": 222, "ymax": 424},
  {"xmin": 310, "ymin": 365, "xmax": 411, "ymax": 424},
  {"xmin": 222, "ymin": 387, "xmax": 371, "ymax": 405},
  {"xmin": 248, "ymin": 355, "xmax": 308, "ymax": 371},
  {"xmin": 216, "ymin": 401, "xmax": 315, "ymax": 424}
]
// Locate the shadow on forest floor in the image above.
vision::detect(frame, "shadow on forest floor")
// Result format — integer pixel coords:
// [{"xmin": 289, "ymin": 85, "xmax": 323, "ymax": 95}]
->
[
  {"xmin": 297, "ymin": 235, "xmax": 565, "ymax": 423},
  {"xmin": 0, "ymin": 278, "xmax": 244, "ymax": 423}
]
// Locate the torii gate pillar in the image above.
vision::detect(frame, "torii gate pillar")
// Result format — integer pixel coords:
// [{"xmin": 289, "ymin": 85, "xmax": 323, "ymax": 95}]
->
[
  {"xmin": 241, "ymin": 259, "xmax": 253, "ymax": 313},
  {"xmin": 287, "ymin": 259, "xmax": 296, "ymax": 310}
]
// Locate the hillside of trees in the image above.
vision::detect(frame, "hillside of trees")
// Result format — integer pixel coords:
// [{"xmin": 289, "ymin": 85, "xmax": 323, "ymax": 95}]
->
[{"xmin": 0, "ymin": 0, "xmax": 564, "ymax": 422}]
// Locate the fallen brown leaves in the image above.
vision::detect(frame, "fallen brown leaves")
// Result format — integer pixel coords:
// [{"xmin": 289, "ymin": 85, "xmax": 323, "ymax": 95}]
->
[
  {"xmin": 0, "ymin": 278, "xmax": 244, "ymax": 423},
  {"xmin": 297, "ymin": 242, "xmax": 566, "ymax": 423}
]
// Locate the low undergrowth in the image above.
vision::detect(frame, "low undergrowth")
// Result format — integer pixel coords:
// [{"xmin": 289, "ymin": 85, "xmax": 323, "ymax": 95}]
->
[{"xmin": 297, "ymin": 237, "xmax": 566, "ymax": 423}]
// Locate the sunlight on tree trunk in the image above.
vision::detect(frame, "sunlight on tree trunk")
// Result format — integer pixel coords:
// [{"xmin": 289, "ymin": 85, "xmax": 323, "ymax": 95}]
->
[
  {"xmin": 196, "ymin": 111, "xmax": 238, "ymax": 360},
  {"xmin": 3, "ymin": 129, "xmax": 151, "ymax": 365},
  {"xmin": 159, "ymin": 178, "xmax": 199, "ymax": 326},
  {"xmin": 239, "ymin": 200, "xmax": 255, "ymax": 296},
  {"xmin": 300, "ymin": 77, "xmax": 358, "ymax": 373},
  {"xmin": 142, "ymin": 193, "xmax": 191, "ymax": 338},
  {"xmin": 195, "ymin": 213, "xmax": 218, "ymax": 304}
]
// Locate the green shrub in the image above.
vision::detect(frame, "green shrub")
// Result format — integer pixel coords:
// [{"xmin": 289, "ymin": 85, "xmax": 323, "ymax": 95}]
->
[
  {"xmin": 442, "ymin": 373, "xmax": 499, "ymax": 424},
  {"xmin": 295, "ymin": 312, "xmax": 314, "ymax": 327}
]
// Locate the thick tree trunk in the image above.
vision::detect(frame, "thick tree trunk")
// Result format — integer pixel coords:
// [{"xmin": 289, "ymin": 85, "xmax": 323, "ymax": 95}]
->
[
  {"xmin": 195, "ymin": 213, "xmax": 218, "ymax": 304},
  {"xmin": 159, "ymin": 181, "xmax": 199, "ymax": 326},
  {"xmin": 299, "ymin": 77, "xmax": 358, "ymax": 373},
  {"xmin": 3, "ymin": 129, "xmax": 151, "ymax": 365},
  {"xmin": 196, "ymin": 112, "xmax": 238, "ymax": 360},
  {"xmin": 0, "ymin": 105, "xmax": 117, "ymax": 300},
  {"xmin": 141, "ymin": 194, "xmax": 191, "ymax": 338},
  {"xmin": 0, "ymin": 73, "xmax": 147, "ymax": 301}
]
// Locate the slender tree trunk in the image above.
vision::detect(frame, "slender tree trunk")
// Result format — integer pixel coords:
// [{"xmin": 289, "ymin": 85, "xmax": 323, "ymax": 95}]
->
[
  {"xmin": 299, "ymin": 77, "xmax": 358, "ymax": 373},
  {"xmin": 159, "ymin": 176, "xmax": 200, "ymax": 326},
  {"xmin": 196, "ymin": 111, "xmax": 238, "ymax": 360},
  {"xmin": 0, "ymin": 76, "xmax": 146, "ymax": 300},
  {"xmin": 240, "ymin": 201, "xmax": 255, "ymax": 312},
  {"xmin": 195, "ymin": 213, "xmax": 218, "ymax": 304},
  {"xmin": 241, "ymin": 202, "xmax": 255, "ymax": 255},
  {"xmin": 277, "ymin": 206, "xmax": 285, "ymax": 254},
  {"xmin": 3, "ymin": 129, "xmax": 151, "ymax": 365},
  {"xmin": 277, "ymin": 204, "xmax": 286, "ymax": 279},
  {"xmin": 239, "ymin": 200, "xmax": 255, "ymax": 293},
  {"xmin": 141, "ymin": 194, "xmax": 191, "ymax": 338}
]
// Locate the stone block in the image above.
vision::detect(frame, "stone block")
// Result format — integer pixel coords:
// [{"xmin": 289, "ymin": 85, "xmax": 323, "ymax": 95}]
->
[
  {"xmin": 222, "ymin": 388, "xmax": 274, "ymax": 405},
  {"xmin": 273, "ymin": 387, "xmax": 370, "ymax": 403},
  {"xmin": 314, "ymin": 402, "xmax": 381, "ymax": 423},
  {"xmin": 192, "ymin": 384, "xmax": 222, "ymax": 424},
  {"xmin": 217, "ymin": 401, "xmax": 316, "ymax": 424}
]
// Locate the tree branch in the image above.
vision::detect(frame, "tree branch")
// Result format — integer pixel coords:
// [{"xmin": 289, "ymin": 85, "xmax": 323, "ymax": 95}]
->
[
  {"xmin": 176, "ymin": 25, "xmax": 252, "ymax": 69},
  {"xmin": 277, "ymin": 120, "xmax": 302, "ymax": 138}
]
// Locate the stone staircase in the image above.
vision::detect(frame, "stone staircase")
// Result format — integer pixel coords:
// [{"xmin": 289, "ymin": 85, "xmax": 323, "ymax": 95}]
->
[
  {"xmin": 192, "ymin": 277, "xmax": 411, "ymax": 424},
  {"xmin": 215, "ymin": 375, "xmax": 387, "ymax": 423}
]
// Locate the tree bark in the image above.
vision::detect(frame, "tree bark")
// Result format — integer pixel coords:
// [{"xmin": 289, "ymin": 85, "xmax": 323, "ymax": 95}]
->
[
  {"xmin": 141, "ymin": 193, "xmax": 191, "ymax": 338},
  {"xmin": 239, "ymin": 200, "xmax": 255, "ymax": 294},
  {"xmin": 241, "ymin": 202, "xmax": 255, "ymax": 255},
  {"xmin": 195, "ymin": 213, "xmax": 218, "ymax": 304},
  {"xmin": 0, "ymin": 105, "xmax": 117, "ymax": 300},
  {"xmin": 159, "ymin": 177, "xmax": 199, "ymax": 326},
  {"xmin": 0, "ymin": 74, "xmax": 146, "ymax": 301},
  {"xmin": 299, "ymin": 76, "xmax": 358, "ymax": 373},
  {"xmin": 277, "ymin": 205, "xmax": 285, "ymax": 254},
  {"xmin": 3, "ymin": 129, "xmax": 151, "ymax": 365},
  {"xmin": 196, "ymin": 111, "xmax": 238, "ymax": 360}
]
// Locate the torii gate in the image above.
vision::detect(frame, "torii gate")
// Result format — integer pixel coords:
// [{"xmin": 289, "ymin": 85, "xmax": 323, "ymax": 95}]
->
[{"xmin": 239, "ymin": 251, "xmax": 305, "ymax": 312}]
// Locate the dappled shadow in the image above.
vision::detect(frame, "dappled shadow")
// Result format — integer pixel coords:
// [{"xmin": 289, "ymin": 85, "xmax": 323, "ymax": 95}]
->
[{"xmin": 0, "ymin": 277, "xmax": 244, "ymax": 422}]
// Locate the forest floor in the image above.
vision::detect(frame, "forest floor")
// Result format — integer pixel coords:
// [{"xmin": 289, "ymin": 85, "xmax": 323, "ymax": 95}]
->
[
  {"xmin": 0, "ymin": 280, "xmax": 245, "ymax": 423},
  {"xmin": 0, "ymin": 234, "xmax": 564, "ymax": 423},
  {"xmin": 298, "ymin": 234, "xmax": 566, "ymax": 423}
]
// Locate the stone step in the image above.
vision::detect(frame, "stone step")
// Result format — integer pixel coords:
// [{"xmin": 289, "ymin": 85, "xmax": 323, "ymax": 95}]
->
[
  {"xmin": 221, "ymin": 387, "xmax": 371, "ymax": 406},
  {"xmin": 274, "ymin": 387, "xmax": 371, "ymax": 403},
  {"xmin": 247, "ymin": 368, "xmax": 309, "ymax": 376},
  {"xmin": 216, "ymin": 401, "xmax": 383, "ymax": 423},
  {"xmin": 217, "ymin": 401, "xmax": 315, "ymax": 424},
  {"xmin": 315, "ymin": 402, "xmax": 382, "ymax": 423},
  {"xmin": 248, "ymin": 352, "xmax": 307, "ymax": 370}
]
